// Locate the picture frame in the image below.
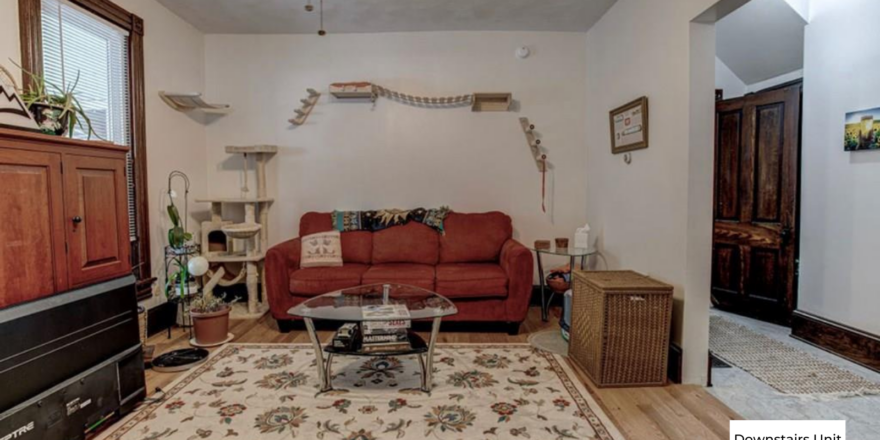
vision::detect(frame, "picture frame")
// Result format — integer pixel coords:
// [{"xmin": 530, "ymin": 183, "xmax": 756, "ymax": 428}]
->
[
  {"xmin": 609, "ymin": 96, "xmax": 649, "ymax": 154},
  {"xmin": 844, "ymin": 106, "xmax": 880, "ymax": 151},
  {"xmin": 0, "ymin": 65, "xmax": 40, "ymax": 133}
]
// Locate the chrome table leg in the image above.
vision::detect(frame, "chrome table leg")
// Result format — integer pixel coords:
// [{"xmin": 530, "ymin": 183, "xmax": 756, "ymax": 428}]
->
[
  {"xmin": 423, "ymin": 317, "xmax": 442, "ymax": 393},
  {"xmin": 537, "ymin": 253, "xmax": 549, "ymax": 321},
  {"xmin": 304, "ymin": 318, "xmax": 332, "ymax": 395}
]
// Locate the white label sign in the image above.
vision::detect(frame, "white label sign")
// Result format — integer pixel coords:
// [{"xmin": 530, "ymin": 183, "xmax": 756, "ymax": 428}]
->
[{"xmin": 730, "ymin": 420, "xmax": 845, "ymax": 440}]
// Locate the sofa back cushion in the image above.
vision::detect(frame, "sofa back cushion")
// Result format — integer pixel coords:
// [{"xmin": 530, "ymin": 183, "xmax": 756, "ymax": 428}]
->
[
  {"xmin": 372, "ymin": 222, "xmax": 439, "ymax": 265},
  {"xmin": 300, "ymin": 212, "xmax": 372, "ymax": 264},
  {"xmin": 440, "ymin": 212, "xmax": 512, "ymax": 263}
]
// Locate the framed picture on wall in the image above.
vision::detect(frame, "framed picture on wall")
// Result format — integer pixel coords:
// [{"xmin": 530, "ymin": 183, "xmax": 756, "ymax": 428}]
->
[
  {"xmin": 0, "ymin": 66, "xmax": 40, "ymax": 133},
  {"xmin": 844, "ymin": 106, "xmax": 880, "ymax": 151},
  {"xmin": 609, "ymin": 96, "xmax": 649, "ymax": 154}
]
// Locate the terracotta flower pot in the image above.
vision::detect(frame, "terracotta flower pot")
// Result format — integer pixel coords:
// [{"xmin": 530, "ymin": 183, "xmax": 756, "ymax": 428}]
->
[{"xmin": 191, "ymin": 307, "xmax": 230, "ymax": 346}]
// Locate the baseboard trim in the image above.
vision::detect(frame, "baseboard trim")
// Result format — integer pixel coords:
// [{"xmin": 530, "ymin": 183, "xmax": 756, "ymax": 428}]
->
[{"xmin": 790, "ymin": 310, "xmax": 880, "ymax": 374}]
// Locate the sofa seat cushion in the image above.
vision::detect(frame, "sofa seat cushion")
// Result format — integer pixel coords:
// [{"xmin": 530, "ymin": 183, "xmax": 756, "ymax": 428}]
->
[
  {"xmin": 362, "ymin": 264, "xmax": 435, "ymax": 290},
  {"xmin": 435, "ymin": 263, "xmax": 508, "ymax": 299},
  {"xmin": 289, "ymin": 264, "xmax": 370, "ymax": 296}
]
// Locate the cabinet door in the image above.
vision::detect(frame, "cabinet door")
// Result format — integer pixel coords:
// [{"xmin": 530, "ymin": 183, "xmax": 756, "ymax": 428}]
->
[
  {"xmin": 0, "ymin": 149, "xmax": 68, "ymax": 307},
  {"xmin": 63, "ymin": 154, "xmax": 131, "ymax": 287}
]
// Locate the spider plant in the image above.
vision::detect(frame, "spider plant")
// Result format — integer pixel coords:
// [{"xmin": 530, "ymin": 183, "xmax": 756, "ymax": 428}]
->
[{"xmin": 13, "ymin": 61, "xmax": 103, "ymax": 140}]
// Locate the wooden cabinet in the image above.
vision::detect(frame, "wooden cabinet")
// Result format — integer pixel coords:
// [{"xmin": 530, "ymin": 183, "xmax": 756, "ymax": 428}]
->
[{"xmin": 0, "ymin": 129, "xmax": 132, "ymax": 309}]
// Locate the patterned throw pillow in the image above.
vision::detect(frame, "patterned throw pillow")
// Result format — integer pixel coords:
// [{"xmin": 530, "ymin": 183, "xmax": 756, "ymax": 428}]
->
[{"xmin": 300, "ymin": 231, "xmax": 343, "ymax": 268}]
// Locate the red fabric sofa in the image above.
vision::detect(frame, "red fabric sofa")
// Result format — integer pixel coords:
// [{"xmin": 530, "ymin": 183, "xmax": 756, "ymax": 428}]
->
[{"xmin": 265, "ymin": 211, "xmax": 534, "ymax": 334}]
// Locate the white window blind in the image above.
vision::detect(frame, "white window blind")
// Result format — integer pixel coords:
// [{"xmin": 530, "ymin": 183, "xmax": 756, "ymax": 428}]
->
[{"xmin": 41, "ymin": 0, "xmax": 137, "ymax": 241}]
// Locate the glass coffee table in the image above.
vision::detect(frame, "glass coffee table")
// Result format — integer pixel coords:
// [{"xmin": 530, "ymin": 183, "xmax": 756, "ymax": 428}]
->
[{"xmin": 288, "ymin": 283, "xmax": 457, "ymax": 395}]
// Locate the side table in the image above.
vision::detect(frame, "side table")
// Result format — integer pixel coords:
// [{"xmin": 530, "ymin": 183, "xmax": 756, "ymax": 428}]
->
[{"xmin": 531, "ymin": 246, "xmax": 597, "ymax": 321}]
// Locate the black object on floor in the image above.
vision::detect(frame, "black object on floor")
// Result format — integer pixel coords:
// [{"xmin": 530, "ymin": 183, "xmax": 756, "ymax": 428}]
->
[
  {"xmin": 0, "ymin": 276, "xmax": 145, "ymax": 440},
  {"xmin": 151, "ymin": 348, "xmax": 210, "ymax": 373},
  {"xmin": 710, "ymin": 352, "xmax": 732, "ymax": 369}
]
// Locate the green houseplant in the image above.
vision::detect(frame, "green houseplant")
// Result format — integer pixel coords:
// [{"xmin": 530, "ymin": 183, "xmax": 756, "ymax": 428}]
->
[
  {"xmin": 164, "ymin": 198, "xmax": 195, "ymax": 301},
  {"xmin": 14, "ymin": 62, "xmax": 102, "ymax": 139}
]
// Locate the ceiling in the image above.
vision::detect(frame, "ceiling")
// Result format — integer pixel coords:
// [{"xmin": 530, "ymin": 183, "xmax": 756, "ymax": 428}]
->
[
  {"xmin": 156, "ymin": 0, "xmax": 617, "ymax": 34},
  {"xmin": 716, "ymin": 0, "xmax": 806, "ymax": 85}
]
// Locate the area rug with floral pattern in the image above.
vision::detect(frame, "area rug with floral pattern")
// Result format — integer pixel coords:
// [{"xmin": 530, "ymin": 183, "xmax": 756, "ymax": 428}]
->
[{"xmin": 98, "ymin": 344, "xmax": 623, "ymax": 440}]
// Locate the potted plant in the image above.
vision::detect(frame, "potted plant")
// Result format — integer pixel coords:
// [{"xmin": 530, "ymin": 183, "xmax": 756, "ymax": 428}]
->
[
  {"xmin": 164, "ymin": 198, "xmax": 195, "ymax": 300},
  {"xmin": 189, "ymin": 294, "xmax": 233, "ymax": 346},
  {"xmin": 14, "ymin": 62, "xmax": 102, "ymax": 139}
]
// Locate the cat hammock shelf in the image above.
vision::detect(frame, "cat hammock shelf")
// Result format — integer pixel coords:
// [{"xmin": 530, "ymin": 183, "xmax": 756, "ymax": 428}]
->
[{"xmin": 159, "ymin": 91, "xmax": 232, "ymax": 114}]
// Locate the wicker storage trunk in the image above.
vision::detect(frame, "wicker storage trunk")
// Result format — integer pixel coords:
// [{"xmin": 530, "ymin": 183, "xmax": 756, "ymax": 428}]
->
[{"xmin": 569, "ymin": 270, "xmax": 673, "ymax": 387}]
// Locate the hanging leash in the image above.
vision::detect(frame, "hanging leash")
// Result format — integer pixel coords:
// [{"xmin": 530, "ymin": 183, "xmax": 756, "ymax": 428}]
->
[{"xmin": 541, "ymin": 155, "xmax": 547, "ymax": 213}]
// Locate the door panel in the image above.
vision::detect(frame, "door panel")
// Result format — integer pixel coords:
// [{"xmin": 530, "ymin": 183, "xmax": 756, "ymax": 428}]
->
[
  {"xmin": 0, "ymin": 149, "xmax": 68, "ymax": 307},
  {"xmin": 712, "ymin": 244, "xmax": 741, "ymax": 295},
  {"xmin": 711, "ymin": 84, "xmax": 801, "ymax": 324},
  {"xmin": 716, "ymin": 110, "xmax": 742, "ymax": 221},
  {"xmin": 754, "ymin": 103, "xmax": 785, "ymax": 222},
  {"xmin": 64, "ymin": 154, "xmax": 131, "ymax": 287}
]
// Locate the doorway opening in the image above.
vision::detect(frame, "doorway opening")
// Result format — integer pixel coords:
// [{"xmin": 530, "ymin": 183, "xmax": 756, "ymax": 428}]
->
[{"xmin": 710, "ymin": 0, "xmax": 806, "ymax": 327}]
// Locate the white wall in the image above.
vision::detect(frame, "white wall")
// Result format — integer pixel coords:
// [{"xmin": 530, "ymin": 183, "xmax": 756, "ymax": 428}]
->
[
  {"xmin": 745, "ymin": 68, "xmax": 802, "ymax": 94},
  {"xmin": 716, "ymin": 56, "xmax": 747, "ymax": 98},
  {"xmin": 0, "ymin": 0, "xmax": 208, "ymax": 299},
  {"xmin": 114, "ymin": 0, "xmax": 207, "ymax": 299},
  {"xmin": 203, "ymin": 32, "xmax": 588, "ymax": 260},
  {"xmin": 584, "ymin": 0, "xmax": 719, "ymax": 384},
  {"xmin": 716, "ymin": 57, "xmax": 803, "ymax": 99},
  {"xmin": 799, "ymin": 0, "xmax": 880, "ymax": 335},
  {"xmin": 0, "ymin": 0, "xmax": 20, "ymax": 83}
]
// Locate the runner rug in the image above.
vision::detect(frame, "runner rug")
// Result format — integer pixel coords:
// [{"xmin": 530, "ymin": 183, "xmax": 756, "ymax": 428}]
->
[
  {"xmin": 710, "ymin": 316, "xmax": 880, "ymax": 398},
  {"xmin": 98, "ymin": 344, "xmax": 624, "ymax": 440}
]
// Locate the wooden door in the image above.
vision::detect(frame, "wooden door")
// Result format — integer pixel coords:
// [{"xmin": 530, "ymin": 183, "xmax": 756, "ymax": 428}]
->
[
  {"xmin": 711, "ymin": 84, "xmax": 801, "ymax": 324},
  {"xmin": 63, "ymin": 154, "xmax": 131, "ymax": 287},
  {"xmin": 0, "ymin": 149, "xmax": 68, "ymax": 307}
]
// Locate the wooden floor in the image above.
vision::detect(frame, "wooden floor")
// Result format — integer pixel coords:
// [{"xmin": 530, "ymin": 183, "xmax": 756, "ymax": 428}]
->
[{"xmin": 144, "ymin": 306, "xmax": 741, "ymax": 440}]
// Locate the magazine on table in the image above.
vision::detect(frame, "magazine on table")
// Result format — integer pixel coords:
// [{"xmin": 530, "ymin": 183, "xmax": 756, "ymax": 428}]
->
[{"xmin": 362, "ymin": 304, "xmax": 411, "ymax": 319}]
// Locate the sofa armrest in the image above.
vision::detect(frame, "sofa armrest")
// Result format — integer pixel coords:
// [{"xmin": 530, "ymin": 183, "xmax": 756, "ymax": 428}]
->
[
  {"xmin": 500, "ymin": 239, "xmax": 534, "ymax": 323},
  {"xmin": 265, "ymin": 238, "xmax": 301, "ymax": 318}
]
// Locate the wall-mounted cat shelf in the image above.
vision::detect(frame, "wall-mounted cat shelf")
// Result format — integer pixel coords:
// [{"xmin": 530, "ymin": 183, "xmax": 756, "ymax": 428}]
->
[
  {"xmin": 519, "ymin": 117, "xmax": 548, "ymax": 171},
  {"xmin": 329, "ymin": 82, "xmax": 374, "ymax": 99},
  {"xmin": 289, "ymin": 89, "xmax": 321, "ymax": 125},
  {"xmin": 159, "ymin": 91, "xmax": 232, "ymax": 114},
  {"xmin": 328, "ymin": 82, "xmax": 512, "ymax": 111},
  {"xmin": 473, "ymin": 93, "xmax": 512, "ymax": 112}
]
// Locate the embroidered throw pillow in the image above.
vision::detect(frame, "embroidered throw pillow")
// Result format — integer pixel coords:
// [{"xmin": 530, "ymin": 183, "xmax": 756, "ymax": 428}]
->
[{"xmin": 300, "ymin": 231, "xmax": 343, "ymax": 268}]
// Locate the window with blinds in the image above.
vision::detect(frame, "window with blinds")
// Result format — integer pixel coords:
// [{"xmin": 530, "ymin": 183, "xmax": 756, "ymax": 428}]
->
[{"xmin": 41, "ymin": 0, "xmax": 137, "ymax": 242}]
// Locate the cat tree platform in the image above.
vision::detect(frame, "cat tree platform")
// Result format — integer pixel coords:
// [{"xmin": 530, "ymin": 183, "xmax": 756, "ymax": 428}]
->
[{"xmin": 198, "ymin": 145, "xmax": 277, "ymax": 320}]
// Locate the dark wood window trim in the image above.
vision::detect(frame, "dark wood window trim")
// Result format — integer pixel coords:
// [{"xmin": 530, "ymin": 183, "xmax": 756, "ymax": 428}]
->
[{"xmin": 19, "ymin": 0, "xmax": 155, "ymax": 299}]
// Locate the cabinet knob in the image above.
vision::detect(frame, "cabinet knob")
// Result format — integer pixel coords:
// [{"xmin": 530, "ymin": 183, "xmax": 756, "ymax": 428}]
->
[{"xmin": 72, "ymin": 216, "xmax": 83, "ymax": 224}]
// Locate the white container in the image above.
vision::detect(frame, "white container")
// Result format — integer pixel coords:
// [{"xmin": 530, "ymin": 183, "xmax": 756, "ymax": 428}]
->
[{"xmin": 574, "ymin": 224, "xmax": 591, "ymax": 249}]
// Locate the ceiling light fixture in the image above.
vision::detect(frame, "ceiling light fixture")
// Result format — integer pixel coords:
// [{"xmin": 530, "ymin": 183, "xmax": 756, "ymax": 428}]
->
[
  {"xmin": 304, "ymin": 0, "xmax": 313, "ymax": 12},
  {"xmin": 317, "ymin": 0, "xmax": 326, "ymax": 36}
]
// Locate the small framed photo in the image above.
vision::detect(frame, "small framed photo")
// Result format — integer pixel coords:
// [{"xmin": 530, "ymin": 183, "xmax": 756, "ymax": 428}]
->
[
  {"xmin": 609, "ymin": 96, "xmax": 649, "ymax": 154},
  {"xmin": 844, "ymin": 106, "xmax": 880, "ymax": 151}
]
